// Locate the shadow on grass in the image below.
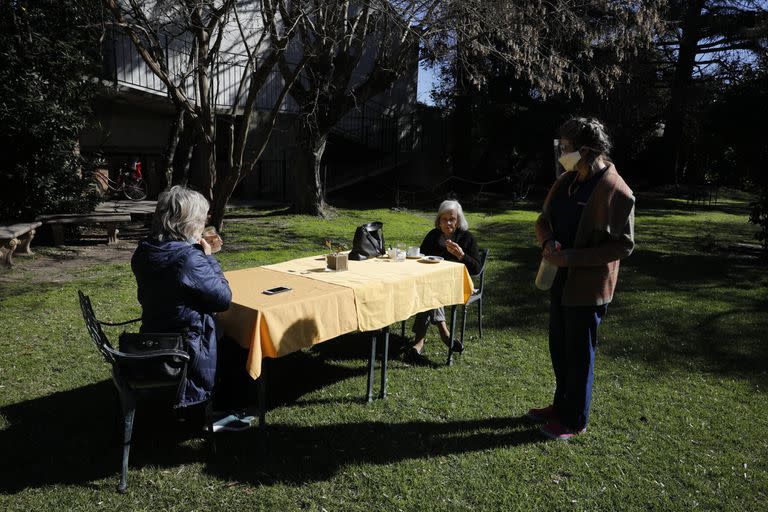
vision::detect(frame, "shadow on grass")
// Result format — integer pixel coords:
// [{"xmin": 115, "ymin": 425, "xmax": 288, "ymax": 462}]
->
[
  {"xmin": 204, "ymin": 415, "xmax": 540, "ymax": 486},
  {"xmin": 470, "ymin": 218, "xmax": 768, "ymax": 387},
  {"xmin": 223, "ymin": 206, "xmax": 293, "ymax": 221},
  {"xmin": 634, "ymin": 195, "xmax": 750, "ymax": 218},
  {"xmin": 605, "ymin": 249, "xmax": 768, "ymax": 385},
  {"xmin": 483, "ymin": 243, "xmax": 768, "ymax": 386},
  {"xmin": 0, "ymin": 381, "xmax": 208, "ymax": 493},
  {"xmin": 0, "ymin": 348, "xmax": 367, "ymax": 493},
  {"xmin": 0, "ymin": 346, "xmax": 541, "ymax": 492}
]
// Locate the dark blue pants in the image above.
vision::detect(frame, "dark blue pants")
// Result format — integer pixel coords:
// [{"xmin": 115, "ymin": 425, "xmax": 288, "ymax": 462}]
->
[{"xmin": 549, "ymin": 290, "xmax": 607, "ymax": 431}]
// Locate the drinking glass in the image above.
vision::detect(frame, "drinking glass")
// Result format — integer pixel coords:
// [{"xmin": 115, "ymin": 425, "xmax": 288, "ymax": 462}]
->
[{"xmin": 395, "ymin": 243, "xmax": 406, "ymax": 261}]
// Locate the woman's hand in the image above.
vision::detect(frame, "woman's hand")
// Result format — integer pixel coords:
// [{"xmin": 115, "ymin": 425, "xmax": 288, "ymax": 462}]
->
[
  {"xmin": 199, "ymin": 237, "xmax": 213, "ymax": 256},
  {"xmin": 542, "ymin": 240, "xmax": 559, "ymax": 257},
  {"xmin": 445, "ymin": 239, "xmax": 464, "ymax": 260},
  {"xmin": 543, "ymin": 248, "xmax": 568, "ymax": 267},
  {"xmin": 542, "ymin": 240, "xmax": 567, "ymax": 266},
  {"xmin": 202, "ymin": 228, "xmax": 223, "ymax": 254}
]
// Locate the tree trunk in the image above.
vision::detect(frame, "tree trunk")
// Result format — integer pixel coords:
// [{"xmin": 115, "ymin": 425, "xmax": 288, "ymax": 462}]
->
[
  {"xmin": 292, "ymin": 132, "xmax": 327, "ymax": 215},
  {"xmin": 196, "ymin": 130, "xmax": 217, "ymax": 201},
  {"xmin": 208, "ymin": 169, "xmax": 240, "ymax": 233},
  {"xmin": 174, "ymin": 117, "xmax": 196, "ymax": 187},
  {"xmin": 661, "ymin": 0, "xmax": 705, "ymax": 186},
  {"xmin": 162, "ymin": 107, "xmax": 185, "ymax": 190}
]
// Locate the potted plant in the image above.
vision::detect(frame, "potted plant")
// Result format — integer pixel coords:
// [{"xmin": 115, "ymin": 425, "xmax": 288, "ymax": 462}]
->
[{"xmin": 324, "ymin": 240, "xmax": 349, "ymax": 271}]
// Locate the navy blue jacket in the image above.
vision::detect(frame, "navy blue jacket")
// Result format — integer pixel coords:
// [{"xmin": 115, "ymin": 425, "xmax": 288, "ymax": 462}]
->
[{"xmin": 131, "ymin": 239, "xmax": 232, "ymax": 406}]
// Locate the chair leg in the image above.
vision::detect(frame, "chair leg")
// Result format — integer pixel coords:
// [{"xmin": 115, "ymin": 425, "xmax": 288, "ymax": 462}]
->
[
  {"xmin": 205, "ymin": 400, "xmax": 216, "ymax": 457},
  {"xmin": 461, "ymin": 305, "xmax": 468, "ymax": 347},
  {"xmin": 478, "ymin": 297, "xmax": 483, "ymax": 338},
  {"xmin": 118, "ymin": 395, "xmax": 136, "ymax": 494},
  {"xmin": 447, "ymin": 305, "xmax": 457, "ymax": 366}
]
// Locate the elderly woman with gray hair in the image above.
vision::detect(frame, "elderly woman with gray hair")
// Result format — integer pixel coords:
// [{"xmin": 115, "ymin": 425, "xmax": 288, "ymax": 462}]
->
[
  {"xmin": 131, "ymin": 186, "xmax": 232, "ymax": 408},
  {"xmin": 407, "ymin": 199, "xmax": 481, "ymax": 363}
]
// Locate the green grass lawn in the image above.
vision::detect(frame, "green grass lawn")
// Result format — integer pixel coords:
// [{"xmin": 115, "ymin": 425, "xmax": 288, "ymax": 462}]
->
[{"xmin": 1, "ymin": 191, "xmax": 766, "ymax": 511}]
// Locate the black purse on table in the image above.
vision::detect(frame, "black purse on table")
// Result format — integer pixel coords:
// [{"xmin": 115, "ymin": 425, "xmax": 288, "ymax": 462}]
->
[{"xmin": 349, "ymin": 221, "xmax": 386, "ymax": 260}]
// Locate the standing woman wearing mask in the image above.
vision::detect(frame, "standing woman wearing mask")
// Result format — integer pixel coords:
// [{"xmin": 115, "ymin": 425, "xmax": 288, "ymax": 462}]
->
[{"xmin": 528, "ymin": 117, "xmax": 635, "ymax": 440}]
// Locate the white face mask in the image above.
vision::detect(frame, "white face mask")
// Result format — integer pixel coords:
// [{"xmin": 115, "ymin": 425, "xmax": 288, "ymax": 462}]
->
[{"xmin": 558, "ymin": 151, "xmax": 581, "ymax": 172}]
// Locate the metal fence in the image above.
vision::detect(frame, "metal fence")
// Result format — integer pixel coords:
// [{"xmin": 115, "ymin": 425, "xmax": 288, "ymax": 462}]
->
[{"xmin": 236, "ymin": 159, "xmax": 293, "ymax": 201}]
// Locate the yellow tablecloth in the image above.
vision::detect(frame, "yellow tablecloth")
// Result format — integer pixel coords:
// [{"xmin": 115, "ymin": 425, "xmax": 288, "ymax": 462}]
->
[
  {"xmin": 265, "ymin": 254, "xmax": 474, "ymax": 331},
  {"xmin": 220, "ymin": 255, "xmax": 474, "ymax": 379},
  {"xmin": 217, "ymin": 267, "xmax": 358, "ymax": 379}
]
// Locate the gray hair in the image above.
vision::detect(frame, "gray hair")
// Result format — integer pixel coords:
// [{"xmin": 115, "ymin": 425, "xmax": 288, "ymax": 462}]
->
[
  {"xmin": 151, "ymin": 186, "xmax": 209, "ymax": 242},
  {"xmin": 434, "ymin": 199, "xmax": 469, "ymax": 231}
]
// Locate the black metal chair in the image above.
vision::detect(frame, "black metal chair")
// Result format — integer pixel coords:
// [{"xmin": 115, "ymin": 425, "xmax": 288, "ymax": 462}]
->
[
  {"xmin": 77, "ymin": 290, "xmax": 213, "ymax": 493},
  {"xmin": 459, "ymin": 248, "xmax": 489, "ymax": 346}
]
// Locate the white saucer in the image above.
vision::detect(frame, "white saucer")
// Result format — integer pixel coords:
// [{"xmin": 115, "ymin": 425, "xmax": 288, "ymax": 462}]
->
[
  {"xmin": 406, "ymin": 253, "xmax": 424, "ymax": 259},
  {"xmin": 418, "ymin": 255, "xmax": 443, "ymax": 263}
]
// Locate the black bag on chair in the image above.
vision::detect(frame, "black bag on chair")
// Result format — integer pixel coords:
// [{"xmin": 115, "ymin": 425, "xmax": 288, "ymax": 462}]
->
[
  {"xmin": 349, "ymin": 221, "xmax": 385, "ymax": 260},
  {"xmin": 118, "ymin": 332, "xmax": 187, "ymax": 384}
]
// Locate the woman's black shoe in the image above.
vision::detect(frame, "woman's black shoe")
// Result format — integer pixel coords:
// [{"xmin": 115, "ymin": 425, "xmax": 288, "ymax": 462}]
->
[
  {"xmin": 450, "ymin": 338, "xmax": 464, "ymax": 353},
  {"xmin": 405, "ymin": 346, "xmax": 429, "ymax": 365}
]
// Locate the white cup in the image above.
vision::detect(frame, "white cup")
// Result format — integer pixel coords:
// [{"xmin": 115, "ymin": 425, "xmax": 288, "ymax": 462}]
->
[{"xmin": 406, "ymin": 246, "xmax": 420, "ymax": 257}]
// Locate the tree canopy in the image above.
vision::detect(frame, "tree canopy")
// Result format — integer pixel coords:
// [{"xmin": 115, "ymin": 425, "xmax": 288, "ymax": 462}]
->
[{"xmin": 0, "ymin": 0, "xmax": 102, "ymax": 219}]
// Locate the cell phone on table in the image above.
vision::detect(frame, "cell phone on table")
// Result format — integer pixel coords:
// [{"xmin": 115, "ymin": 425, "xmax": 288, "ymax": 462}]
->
[{"xmin": 262, "ymin": 286, "xmax": 292, "ymax": 295}]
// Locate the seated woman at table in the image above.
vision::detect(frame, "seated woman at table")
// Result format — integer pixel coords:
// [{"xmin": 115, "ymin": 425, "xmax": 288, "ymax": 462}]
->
[
  {"xmin": 131, "ymin": 186, "xmax": 232, "ymax": 409},
  {"xmin": 407, "ymin": 199, "xmax": 481, "ymax": 362}
]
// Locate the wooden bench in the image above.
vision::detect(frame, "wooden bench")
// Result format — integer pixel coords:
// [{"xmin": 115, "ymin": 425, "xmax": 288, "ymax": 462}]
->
[
  {"xmin": 0, "ymin": 221, "xmax": 43, "ymax": 266},
  {"xmin": 36, "ymin": 213, "xmax": 132, "ymax": 246}
]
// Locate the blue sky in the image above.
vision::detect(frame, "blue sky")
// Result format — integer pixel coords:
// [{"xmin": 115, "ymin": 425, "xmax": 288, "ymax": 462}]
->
[{"xmin": 417, "ymin": 63, "xmax": 438, "ymax": 105}]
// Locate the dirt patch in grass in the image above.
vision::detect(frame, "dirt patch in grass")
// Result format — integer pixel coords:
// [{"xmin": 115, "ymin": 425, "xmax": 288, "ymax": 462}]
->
[{"xmin": 0, "ymin": 222, "xmax": 150, "ymax": 285}]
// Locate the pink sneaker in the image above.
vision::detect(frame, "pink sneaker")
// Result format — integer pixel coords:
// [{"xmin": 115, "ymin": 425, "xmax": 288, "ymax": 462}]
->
[
  {"xmin": 540, "ymin": 422, "xmax": 586, "ymax": 440},
  {"xmin": 526, "ymin": 404, "xmax": 558, "ymax": 423}
]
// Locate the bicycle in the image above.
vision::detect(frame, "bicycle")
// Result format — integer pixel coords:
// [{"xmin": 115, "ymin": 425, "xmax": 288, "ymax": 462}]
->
[{"xmin": 91, "ymin": 163, "xmax": 148, "ymax": 201}]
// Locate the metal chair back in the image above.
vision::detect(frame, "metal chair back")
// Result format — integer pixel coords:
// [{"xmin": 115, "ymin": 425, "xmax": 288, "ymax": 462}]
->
[
  {"xmin": 78, "ymin": 290, "xmax": 117, "ymax": 364},
  {"xmin": 459, "ymin": 248, "xmax": 489, "ymax": 348},
  {"xmin": 77, "ymin": 290, "xmax": 204, "ymax": 494}
]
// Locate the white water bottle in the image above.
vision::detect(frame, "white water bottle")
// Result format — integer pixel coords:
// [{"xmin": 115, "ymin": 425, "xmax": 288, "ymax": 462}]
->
[{"xmin": 535, "ymin": 241, "xmax": 561, "ymax": 291}]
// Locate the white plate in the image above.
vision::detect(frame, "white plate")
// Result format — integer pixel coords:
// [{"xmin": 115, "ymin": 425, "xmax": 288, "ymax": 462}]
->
[
  {"xmin": 406, "ymin": 253, "xmax": 424, "ymax": 259},
  {"xmin": 418, "ymin": 255, "xmax": 443, "ymax": 263}
]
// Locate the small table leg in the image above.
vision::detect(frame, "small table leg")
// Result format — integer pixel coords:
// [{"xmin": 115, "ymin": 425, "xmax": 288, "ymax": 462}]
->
[
  {"xmin": 258, "ymin": 374, "xmax": 266, "ymax": 429},
  {"xmin": 367, "ymin": 333, "xmax": 377, "ymax": 403},
  {"xmin": 379, "ymin": 327, "xmax": 390, "ymax": 400}
]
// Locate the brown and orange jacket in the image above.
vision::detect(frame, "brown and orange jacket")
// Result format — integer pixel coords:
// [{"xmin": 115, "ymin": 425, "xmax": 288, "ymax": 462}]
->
[{"xmin": 535, "ymin": 165, "xmax": 635, "ymax": 306}]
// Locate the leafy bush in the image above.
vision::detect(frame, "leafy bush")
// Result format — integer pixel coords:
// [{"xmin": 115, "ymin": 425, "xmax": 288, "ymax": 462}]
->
[{"xmin": 0, "ymin": 1, "xmax": 101, "ymax": 220}]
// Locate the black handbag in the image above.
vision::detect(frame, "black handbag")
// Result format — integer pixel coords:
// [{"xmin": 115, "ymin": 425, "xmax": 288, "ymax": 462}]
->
[
  {"xmin": 118, "ymin": 332, "xmax": 187, "ymax": 383},
  {"xmin": 349, "ymin": 221, "xmax": 385, "ymax": 260}
]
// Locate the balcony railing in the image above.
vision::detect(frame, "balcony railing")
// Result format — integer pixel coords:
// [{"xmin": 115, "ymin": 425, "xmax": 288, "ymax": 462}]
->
[{"xmin": 104, "ymin": 31, "xmax": 298, "ymax": 112}]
